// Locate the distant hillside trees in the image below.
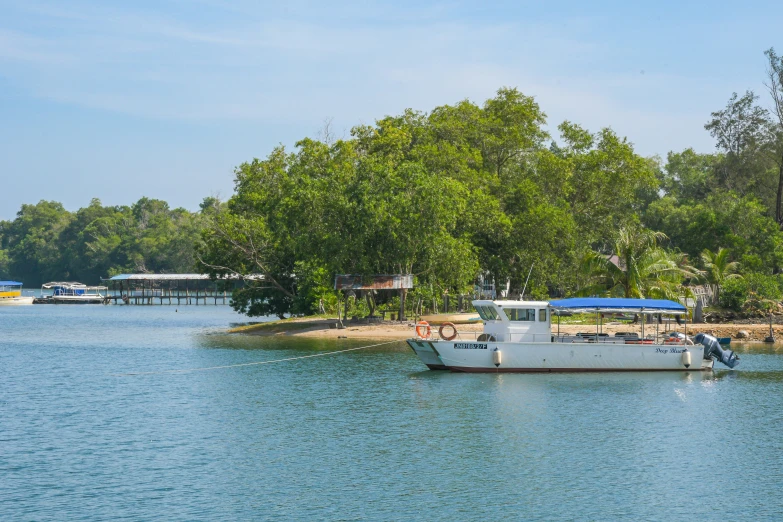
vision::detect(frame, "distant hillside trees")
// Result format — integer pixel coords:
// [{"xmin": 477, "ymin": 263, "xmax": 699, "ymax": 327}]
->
[{"xmin": 0, "ymin": 198, "xmax": 209, "ymax": 286}]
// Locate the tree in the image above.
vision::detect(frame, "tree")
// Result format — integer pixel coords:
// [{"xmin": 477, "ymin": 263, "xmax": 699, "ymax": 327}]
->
[
  {"xmin": 660, "ymin": 149, "xmax": 721, "ymax": 201},
  {"xmin": 704, "ymin": 91, "xmax": 775, "ymax": 209},
  {"xmin": 764, "ymin": 48, "xmax": 783, "ymax": 226},
  {"xmin": 1, "ymin": 201, "xmax": 73, "ymax": 285},
  {"xmin": 558, "ymin": 122, "xmax": 659, "ymax": 244},
  {"xmin": 1, "ymin": 198, "xmax": 206, "ymax": 285},
  {"xmin": 705, "ymin": 91, "xmax": 770, "ymax": 159},
  {"xmin": 579, "ymin": 226, "xmax": 699, "ymax": 300},
  {"xmin": 700, "ymin": 247, "xmax": 742, "ymax": 302},
  {"xmin": 480, "ymin": 87, "xmax": 549, "ymax": 179},
  {"xmin": 644, "ymin": 191, "xmax": 783, "ymax": 273},
  {"xmin": 198, "ymin": 126, "xmax": 484, "ymax": 318}
]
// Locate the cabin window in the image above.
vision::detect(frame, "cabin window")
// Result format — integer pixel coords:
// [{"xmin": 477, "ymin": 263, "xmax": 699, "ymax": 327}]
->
[
  {"xmin": 503, "ymin": 308, "xmax": 536, "ymax": 321},
  {"xmin": 539, "ymin": 309, "xmax": 547, "ymax": 322},
  {"xmin": 485, "ymin": 306, "xmax": 499, "ymax": 320},
  {"xmin": 475, "ymin": 305, "xmax": 499, "ymax": 321}
]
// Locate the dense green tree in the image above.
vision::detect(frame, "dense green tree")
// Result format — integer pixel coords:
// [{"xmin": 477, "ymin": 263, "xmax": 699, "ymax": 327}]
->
[
  {"xmin": 701, "ymin": 248, "xmax": 742, "ymax": 303},
  {"xmin": 720, "ymin": 273, "xmax": 783, "ymax": 312},
  {"xmin": 660, "ymin": 149, "xmax": 721, "ymax": 201},
  {"xmin": 1, "ymin": 201, "xmax": 73, "ymax": 285},
  {"xmin": 764, "ymin": 48, "xmax": 783, "ymax": 225},
  {"xmin": 196, "ymin": 87, "xmax": 704, "ymax": 317},
  {"xmin": 644, "ymin": 192, "xmax": 783, "ymax": 272},
  {"xmin": 0, "ymin": 198, "xmax": 206, "ymax": 285},
  {"xmin": 557, "ymin": 122, "xmax": 659, "ymax": 244},
  {"xmin": 579, "ymin": 227, "xmax": 698, "ymax": 300}
]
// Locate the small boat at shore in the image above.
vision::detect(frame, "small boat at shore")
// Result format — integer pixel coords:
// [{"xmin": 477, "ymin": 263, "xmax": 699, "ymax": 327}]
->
[
  {"xmin": 0, "ymin": 281, "xmax": 34, "ymax": 306},
  {"xmin": 36, "ymin": 282, "xmax": 108, "ymax": 304},
  {"xmin": 408, "ymin": 297, "xmax": 740, "ymax": 372}
]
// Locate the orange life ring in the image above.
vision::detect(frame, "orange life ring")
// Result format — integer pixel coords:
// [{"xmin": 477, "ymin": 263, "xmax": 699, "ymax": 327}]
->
[
  {"xmin": 439, "ymin": 322, "xmax": 458, "ymax": 341},
  {"xmin": 415, "ymin": 320, "xmax": 432, "ymax": 339}
]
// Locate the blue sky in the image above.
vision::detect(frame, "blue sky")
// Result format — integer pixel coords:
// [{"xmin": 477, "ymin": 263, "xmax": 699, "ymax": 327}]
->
[{"xmin": 1, "ymin": 0, "xmax": 781, "ymax": 219}]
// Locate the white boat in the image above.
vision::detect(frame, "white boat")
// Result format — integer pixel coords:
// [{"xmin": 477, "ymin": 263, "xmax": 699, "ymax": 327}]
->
[
  {"xmin": 408, "ymin": 298, "xmax": 739, "ymax": 372},
  {"xmin": 0, "ymin": 281, "xmax": 34, "ymax": 305},
  {"xmin": 39, "ymin": 282, "xmax": 108, "ymax": 304}
]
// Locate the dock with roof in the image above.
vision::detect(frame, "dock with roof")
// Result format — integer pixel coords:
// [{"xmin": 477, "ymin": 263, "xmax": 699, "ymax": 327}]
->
[{"xmin": 102, "ymin": 273, "xmax": 263, "ymax": 305}]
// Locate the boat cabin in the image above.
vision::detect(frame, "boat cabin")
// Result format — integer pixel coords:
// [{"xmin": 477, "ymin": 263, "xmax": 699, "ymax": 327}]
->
[
  {"xmin": 41, "ymin": 282, "xmax": 108, "ymax": 297},
  {"xmin": 472, "ymin": 300, "xmax": 551, "ymax": 342},
  {"xmin": 0, "ymin": 281, "xmax": 23, "ymax": 298}
]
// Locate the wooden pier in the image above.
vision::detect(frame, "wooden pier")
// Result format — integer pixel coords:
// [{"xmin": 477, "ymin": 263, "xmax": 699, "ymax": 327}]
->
[{"xmin": 102, "ymin": 273, "xmax": 262, "ymax": 305}]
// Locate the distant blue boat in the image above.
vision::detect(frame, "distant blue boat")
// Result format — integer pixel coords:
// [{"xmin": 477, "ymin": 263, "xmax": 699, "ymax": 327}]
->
[{"xmin": 718, "ymin": 337, "xmax": 731, "ymax": 345}]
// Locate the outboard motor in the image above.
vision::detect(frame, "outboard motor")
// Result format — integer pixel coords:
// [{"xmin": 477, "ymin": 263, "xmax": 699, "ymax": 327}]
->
[{"xmin": 694, "ymin": 333, "xmax": 740, "ymax": 369}]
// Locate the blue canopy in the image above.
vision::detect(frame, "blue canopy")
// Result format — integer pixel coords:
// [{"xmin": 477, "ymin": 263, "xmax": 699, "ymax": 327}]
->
[
  {"xmin": 0, "ymin": 281, "xmax": 23, "ymax": 286},
  {"xmin": 549, "ymin": 297, "xmax": 687, "ymax": 314}
]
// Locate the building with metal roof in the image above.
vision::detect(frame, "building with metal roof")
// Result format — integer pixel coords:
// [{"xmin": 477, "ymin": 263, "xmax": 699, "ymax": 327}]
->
[
  {"xmin": 101, "ymin": 273, "xmax": 263, "ymax": 305},
  {"xmin": 105, "ymin": 273, "xmax": 264, "ymax": 281}
]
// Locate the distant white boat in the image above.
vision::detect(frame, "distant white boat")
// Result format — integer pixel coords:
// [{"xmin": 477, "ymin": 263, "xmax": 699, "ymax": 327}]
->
[
  {"xmin": 39, "ymin": 282, "xmax": 108, "ymax": 304},
  {"xmin": 0, "ymin": 281, "xmax": 34, "ymax": 306},
  {"xmin": 408, "ymin": 298, "xmax": 739, "ymax": 372}
]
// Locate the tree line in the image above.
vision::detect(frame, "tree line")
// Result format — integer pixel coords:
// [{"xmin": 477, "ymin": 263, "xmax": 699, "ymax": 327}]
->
[
  {"xmin": 0, "ymin": 197, "xmax": 214, "ymax": 286},
  {"xmin": 4, "ymin": 48, "xmax": 783, "ymax": 317}
]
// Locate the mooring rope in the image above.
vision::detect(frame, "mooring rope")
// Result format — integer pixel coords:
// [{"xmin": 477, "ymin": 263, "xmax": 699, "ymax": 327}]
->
[{"xmin": 112, "ymin": 339, "xmax": 403, "ymax": 376}]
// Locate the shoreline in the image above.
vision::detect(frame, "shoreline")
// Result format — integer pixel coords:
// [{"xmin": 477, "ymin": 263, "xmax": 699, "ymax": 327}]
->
[{"xmin": 230, "ymin": 317, "xmax": 782, "ymax": 342}]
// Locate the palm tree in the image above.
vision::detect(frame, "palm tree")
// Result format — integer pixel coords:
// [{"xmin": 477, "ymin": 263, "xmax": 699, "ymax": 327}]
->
[
  {"xmin": 700, "ymin": 247, "xmax": 742, "ymax": 303},
  {"xmin": 580, "ymin": 226, "xmax": 700, "ymax": 301}
]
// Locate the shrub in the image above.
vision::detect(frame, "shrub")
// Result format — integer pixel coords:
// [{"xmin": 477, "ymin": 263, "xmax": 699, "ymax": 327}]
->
[
  {"xmin": 719, "ymin": 277, "xmax": 748, "ymax": 311},
  {"xmin": 291, "ymin": 262, "xmax": 338, "ymax": 315},
  {"xmin": 744, "ymin": 273, "xmax": 782, "ymax": 312},
  {"xmin": 720, "ymin": 273, "xmax": 782, "ymax": 312},
  {"xmin": 746, "ymin": 273, "xmax": 782, "ymax": 301}
]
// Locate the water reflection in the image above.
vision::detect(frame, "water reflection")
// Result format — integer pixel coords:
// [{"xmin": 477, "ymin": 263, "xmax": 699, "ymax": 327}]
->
[{"xmin": 733, "ymin": 341, "xmax": 783, "ymax": 353}]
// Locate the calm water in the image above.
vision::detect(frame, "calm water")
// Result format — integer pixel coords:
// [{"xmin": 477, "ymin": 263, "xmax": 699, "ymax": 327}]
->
[{"xmin": 2, "ymin": 305, "xmax": 783, "ymax": 520}]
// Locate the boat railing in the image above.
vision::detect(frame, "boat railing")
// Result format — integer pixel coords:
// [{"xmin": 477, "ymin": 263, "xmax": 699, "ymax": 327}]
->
[
  {"xmin": 446, "ymin": 331, "xmax": 689, "ymax": 345},
  {"xmin": 422, "ymin": 324, "xmax": 691, "ymax": 345},
  {"xmin": 451, "ymin": 330, "xmax": 480, "ymax": 341}
]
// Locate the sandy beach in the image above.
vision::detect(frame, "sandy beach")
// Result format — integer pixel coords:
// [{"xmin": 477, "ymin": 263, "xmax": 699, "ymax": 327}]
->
[{"xmin": 230, "ymin": 317, "xmax": 781, "ymax": 342}]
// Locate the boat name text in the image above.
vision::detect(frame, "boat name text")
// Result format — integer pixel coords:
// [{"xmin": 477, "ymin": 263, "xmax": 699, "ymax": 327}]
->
[
  {"xmin": 655, "ymin": 347, "xmax": 687, "ymax": 354},
  {"xmin": 454, "ymin": 343, "xmax": 488, "ymax": 350}
]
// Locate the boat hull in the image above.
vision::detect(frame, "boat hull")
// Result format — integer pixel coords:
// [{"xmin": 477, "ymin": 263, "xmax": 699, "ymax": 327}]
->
[
  {"xmin": 407, "ymin": 340, "xmax": 448, "ymax": 370},
  {"xmin": 409, "ymin": 339, "xmax": 714, "ymax": 372},
  {"xmin": 0, "ymin": 296, "xmax": 35, "ymax": 306},
  {"xmin": 52, "ymin": 297, "xmax": 105, "ymax": 304},
  {"xmin": 36, "ymin": 296, "xmax": 106, "ymax": 304}
]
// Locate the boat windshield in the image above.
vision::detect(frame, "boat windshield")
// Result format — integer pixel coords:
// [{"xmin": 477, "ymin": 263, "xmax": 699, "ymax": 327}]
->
[{"xmin": 475, "ymin": 305, "xmax": 500, "ymax": 321}]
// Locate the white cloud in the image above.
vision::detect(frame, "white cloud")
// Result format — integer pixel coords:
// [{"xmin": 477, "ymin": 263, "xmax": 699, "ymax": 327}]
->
[{"xmin": 0, "ymin": 0, "xmax": 736, "ymax": 156}]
